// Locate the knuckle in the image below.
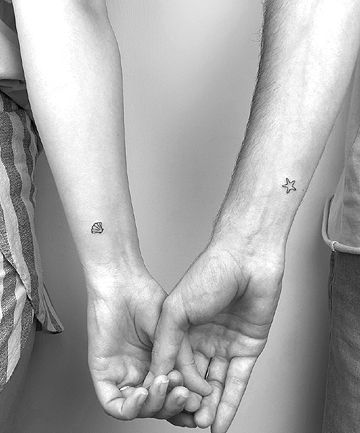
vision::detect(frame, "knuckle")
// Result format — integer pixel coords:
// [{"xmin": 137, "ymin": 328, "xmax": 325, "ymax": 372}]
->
[
  {"xmin": 209, "ymin": 378, "xmax": 224, "ymax": 392},
  {"xmin": 221, "ymin": 399, "xmax": 238, "ymax": 410},
  {"xmin": 228, "ymin": 375, "xmax": 245, "ymax": 387},
  {"xmin": 179, "ymin": 358, "xmax": 196, "ymax": 368}
]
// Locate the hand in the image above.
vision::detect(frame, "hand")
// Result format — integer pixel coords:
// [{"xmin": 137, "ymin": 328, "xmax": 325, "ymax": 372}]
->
[
  {"xmin": 86, "ymin": 266, "xmax": 208, "ymax": 423},
  {"xmin": 150, "ymin": 241, "xmax": 284, "ymax": 432}
]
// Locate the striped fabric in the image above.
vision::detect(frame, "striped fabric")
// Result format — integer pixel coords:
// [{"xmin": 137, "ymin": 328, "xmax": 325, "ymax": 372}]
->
[
  {"xmin": 0, "ymin": 254, "xmax": 33, "ymax": 388},
  {"xmin": 0, "ymin": 0, "xmax": 31, "ymax": 113},
  {"xmin": 0, "ymin": 90, "xmax": 63, "ymax": 390}
]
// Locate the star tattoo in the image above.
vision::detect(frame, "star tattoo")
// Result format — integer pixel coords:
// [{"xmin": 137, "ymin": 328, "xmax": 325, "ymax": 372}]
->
[{"xmin": 282, "ymin": 178, "xmax": 296, "ymax": 194}]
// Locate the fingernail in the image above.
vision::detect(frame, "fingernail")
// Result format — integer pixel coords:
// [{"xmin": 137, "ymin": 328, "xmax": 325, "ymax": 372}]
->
[
  {"xmin": 137, "ymin": 391, "xmax": 148, "ymax": 405},
  {"xmin": 143, "ymin": 372, "xmax": 154, "ymax": 389},
  {"xmin": 176, "ymin": 394, "xmax": 187, "ymax": 405},
  {"xmin": 160, "ymin": 379, "xmax": 169, "ymax": 393},
  {"xmin": 119, "ymin": 385, "xmax": 130, "ymax": 392}
]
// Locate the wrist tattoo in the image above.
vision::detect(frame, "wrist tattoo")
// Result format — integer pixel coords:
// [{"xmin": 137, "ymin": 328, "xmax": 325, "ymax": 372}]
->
[
  {"xmin": 282, "ymin": 178, "xmax": 296, "ymax": 194},
  {"xmin": 91, "ymin": 222, "xmax": 104, "ymax": 234}
]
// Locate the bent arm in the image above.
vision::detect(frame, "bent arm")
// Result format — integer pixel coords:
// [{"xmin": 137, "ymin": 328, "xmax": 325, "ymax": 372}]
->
[
  {"xmin": 12, "ymin": 0, "xmax": 143, "ymax": 283},
  {"xmin": 214, "ymin": 0, "xmax": 360, "ymax": 259}
]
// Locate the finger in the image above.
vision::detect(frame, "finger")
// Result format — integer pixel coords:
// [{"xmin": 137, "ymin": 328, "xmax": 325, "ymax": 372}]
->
[
  {"xmin": 186, "ymin": 351, "xmax": 209, "ymax": 413},
  {"xmin": 168, "ymin": 413, "xmax": 197, "ymax": 428},
  {"xmin": 117, "ymin": 388, "xmax": 149, "ymax": 420},
  {"xmin": 96, "ymin": 381, "xmax": 148, "ymax": 420},
  {"xmin": 194, "ymin": 351, "xmax": 210, "ymax": 378},
  {"xmin": 150, "ymin": 293, "xmax": 188, "ymax": 377},
  {"xmin": 142, "ymin": 371, "xmax": 154, "ymax": 389},
  {"xmin": 184, "ymin": 392, "xmax": 202, "ymax": 413},
  {"xmin": 195, "ymin": 356, "xmax": 228, "ymax": 429},
  {"xmin": 144, "ymin": 370, "xmax": 182, "ymax": 394},
  {"xmin": 140, "ymin": 375, "xmax": 169, "ymax": 416},
  {"xmin": 212, "ymin": 357, "xmax": 256, "ymax": 433},
  {"xmin": 118, "ymin": 385, "xmax": 136, "ymax": 398},
  {"xmin": 156, "ymin": 386, "xmax": 189, "ymax": 419},
  {"xmin": 167, "ymin": 370, "xmax": 183, "ymax": 391},
  {"xmin": 177, "ymin": 337, "xmax": 212, "ymax": 396}
]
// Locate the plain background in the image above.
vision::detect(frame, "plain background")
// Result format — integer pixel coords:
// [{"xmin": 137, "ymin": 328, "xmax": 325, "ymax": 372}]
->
[{"xmin": 15, "ymin": 1, "xmax": 347, "ymax": 432}]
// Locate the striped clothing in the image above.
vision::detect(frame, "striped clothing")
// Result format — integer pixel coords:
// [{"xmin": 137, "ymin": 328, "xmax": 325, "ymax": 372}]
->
[
  {"xmin": 0, "ymin": 91, "xmax": 63, "ymax": 390},
  {"xmin": 0, "ymin": 253, "xmax": 34, "ymax": 389},
  {"xmin": 0, "ymin": 0, "xmax": 31, "ymax": 112}
]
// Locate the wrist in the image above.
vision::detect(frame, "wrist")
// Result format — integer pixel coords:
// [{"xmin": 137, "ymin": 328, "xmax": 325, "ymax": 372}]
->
[
  {"xmin": 213, "ymin": 170, "xmax": 302, "ymax": 263},
  {"xmin": 211, "ymin": 203, "xmax": 288, "ymax": 270},
  {"xmin": 83, "ymin": 251, "xmax": 148, "ymax": 297}
]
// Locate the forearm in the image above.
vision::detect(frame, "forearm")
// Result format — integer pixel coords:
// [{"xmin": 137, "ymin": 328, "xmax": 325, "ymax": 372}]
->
[
  {"xmin": 214, "ymin": 0, "xmax": 360, "ymax": 258},
  {"xmin": 13, "ymin": 0, "xmax": 143, "ymax": 282}
]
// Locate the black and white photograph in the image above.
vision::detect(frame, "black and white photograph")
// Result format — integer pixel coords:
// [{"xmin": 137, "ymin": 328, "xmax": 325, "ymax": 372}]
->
[{"xmin": 0, "ymin": 1, "xmax": 358, "ymax": 432}]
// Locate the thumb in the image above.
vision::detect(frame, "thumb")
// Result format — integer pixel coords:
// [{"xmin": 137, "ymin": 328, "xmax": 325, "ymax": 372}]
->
[
  {"xmin": 150, "ymin": 291, "xmax": 212, "ymax": 396},
  {"xmin": 150, "ymin": 291, "xmax": 188, "ymax": 377}
]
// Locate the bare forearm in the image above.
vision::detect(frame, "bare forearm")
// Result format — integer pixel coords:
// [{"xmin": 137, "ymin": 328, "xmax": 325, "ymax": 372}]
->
[
  {"xmin": 214, "ymin": 0, "xmax": 360, "ymax": 258},
  {"xmin": 13, "ymin": 0, "xmax": 143, "ymax": 281}
]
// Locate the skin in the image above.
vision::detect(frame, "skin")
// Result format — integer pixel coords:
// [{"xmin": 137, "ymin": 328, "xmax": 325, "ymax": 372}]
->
[
  {"xmin": 87, "ymin": 268, "xmax": 202, "ymax": 420},
  {"xmin": 150, "ymin": 1, "xmax": 360, "ymax": 432}
]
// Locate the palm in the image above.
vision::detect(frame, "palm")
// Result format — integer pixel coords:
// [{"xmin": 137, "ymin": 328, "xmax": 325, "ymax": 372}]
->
[
  {"xmin": 189, "ymin": 249, "xmax": 282, "ymax": 432},
  {"xmin": 88, "ymin": 271, "xmax": 211, "ymax": 423},
  {"xmin": 88, "ymin": 289, "xmax": 162, "ymax": 389},
  {"xmin": 189, "ymin": 283, "xmax": 279, "ymax": 362},
  {"xmin": 87, "ymin": 274, "xmax": 167, "ymax": 416},
  {"xmin": 151, "ymin": 246, "xmax": 284, "ymax": 432},
  {"xmin": 189, "ymin": 310, "xmax": 269, "ymax": 364}
]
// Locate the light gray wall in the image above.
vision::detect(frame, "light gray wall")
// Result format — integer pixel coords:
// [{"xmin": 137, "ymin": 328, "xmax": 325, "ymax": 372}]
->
[{"xmin": 16, "ymin": 1, "xmax": 345, "ymax": 432}]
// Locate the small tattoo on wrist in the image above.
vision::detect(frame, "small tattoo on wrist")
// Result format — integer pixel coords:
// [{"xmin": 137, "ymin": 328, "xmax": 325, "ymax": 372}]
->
[
  {"xmin": 91, "ymin": 222, "xmax": 104, "ymax": 234},
  {"xmin": 282, "ymin": 178, "xmax": 296, "ymax": 194}
]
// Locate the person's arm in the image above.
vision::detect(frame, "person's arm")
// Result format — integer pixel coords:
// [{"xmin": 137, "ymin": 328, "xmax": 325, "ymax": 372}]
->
[
  {"xmin": 12, "ymin": 0, "xmax": 138, "ymax": 275},
  {"xmin": 151, "ymin": 1, "xmax": 360, "ymax": 432},
  {"xmin": 11, "ymin": 0, "xmax": 209, "ymax": 421},
  {"xmin": 214, "ymin": 0, "xmax": 360, "ymax": 255}
]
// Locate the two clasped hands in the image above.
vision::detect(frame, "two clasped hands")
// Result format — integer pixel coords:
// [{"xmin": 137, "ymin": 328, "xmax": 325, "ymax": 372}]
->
[{"xmin": 86, "ymin": 218, "xmax": 284, "ymax": 433}]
